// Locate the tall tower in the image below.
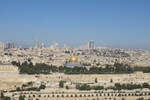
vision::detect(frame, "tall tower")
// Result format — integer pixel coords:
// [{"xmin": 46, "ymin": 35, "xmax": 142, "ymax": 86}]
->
[
  {"xmin": 41, "ymin": 43, "xmax": 45, "ymax": 48},
  {"xmin": 88, "ymin": 40, "xmax": 95, "ymax": 49},
  {"xmin": 6, "ymin": 42, "xmax": 14, "ymax": 49},
  {"xmin": 0, "ymin": 42, "xmax": 4, "ymax": 51},
  {"xmin": 54, "ymin": 42, "xmax": 59, "ymax": 48},
  {"xmin": 34, "ymin": 40, "xmax": 39, "ymax": 49}
]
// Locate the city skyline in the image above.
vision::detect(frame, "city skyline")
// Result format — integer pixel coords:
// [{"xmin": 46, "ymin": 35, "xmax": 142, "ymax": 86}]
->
[
  {"xmin": 0, "ymin": 40, "xmax": 150, "ymax": 49},
  {"xmin": 0, "ymin": 0, "xmax": 150, "ymax": 49},
  {"xmin": 1, "ymin": 1, "xmax": 150, "ymax": 99}
]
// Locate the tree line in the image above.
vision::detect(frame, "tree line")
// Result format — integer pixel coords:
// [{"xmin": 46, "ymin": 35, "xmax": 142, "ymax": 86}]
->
[
  {"xmin": 76, "ymin": 84, "xmax": 104, "ymax": 91},
  {"xmin": 11, "ymin": 61, "xmax": 150, "ymax": 75},
  {"xmin": 75, "ymin": 82, "xmax": 150, "ymax": 91},
  {"xmin": 112, "ymin": 82, "xmax": 150, "ymax": 90}
]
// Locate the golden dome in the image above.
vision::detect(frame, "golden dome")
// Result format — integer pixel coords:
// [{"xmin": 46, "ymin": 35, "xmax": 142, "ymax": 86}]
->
[{"xmin": 70, "ymin": 56, "xmax": 78, "ymax": 62}]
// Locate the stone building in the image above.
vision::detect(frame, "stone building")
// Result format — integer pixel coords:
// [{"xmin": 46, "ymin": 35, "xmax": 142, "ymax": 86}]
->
[{"xmin": 0, "ymin": 64, "xmax": 19, "ymax": 75}]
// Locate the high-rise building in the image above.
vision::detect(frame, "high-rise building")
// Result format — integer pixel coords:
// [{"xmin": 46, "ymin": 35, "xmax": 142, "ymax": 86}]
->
[
  {"xmin": 41, "ymin": 43, "xmax": 45, "ymax": 48},
  {"xmin": 6, "ymin": 42, "xmax": 14, "ymax": 49},
  {"xmin": 0, "ymin": 42, "xmax": 4, "ymax": 51},
  {"xmin": 34, "ymin": 40, "xmax": 39, "ymax": 49},
  {"xmin": 88, "ymin": 40, "xmax": 95, "ymax": 49},
  {"xmin": 54, "ymin": 42, "xmax": 59, "ymax": 48}
]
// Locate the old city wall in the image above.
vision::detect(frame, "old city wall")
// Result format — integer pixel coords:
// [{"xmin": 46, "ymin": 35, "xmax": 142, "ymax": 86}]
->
[{"xmin": 0, "ymin": 75, "xmax": 36, "ymax": 90}]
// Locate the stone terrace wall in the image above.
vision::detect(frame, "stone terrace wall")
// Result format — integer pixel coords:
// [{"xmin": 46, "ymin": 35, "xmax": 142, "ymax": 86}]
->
[{"xmin": 39, "ymin": 72, "xmax": 150, "ymax": 82}]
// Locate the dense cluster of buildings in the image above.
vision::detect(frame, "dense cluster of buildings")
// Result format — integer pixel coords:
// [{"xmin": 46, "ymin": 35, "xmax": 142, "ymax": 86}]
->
[
  {"xmin": 0, "ymin": 40, "xmax": 150, "ymax": 68},
  {"xmin": 0, "ymin": 40, "xmax": 150, "ymax": 100}
]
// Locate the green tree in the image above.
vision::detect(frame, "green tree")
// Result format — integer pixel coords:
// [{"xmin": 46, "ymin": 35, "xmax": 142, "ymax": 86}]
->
[
  {"xmin": 16, "ymin": 87, "xmax": 21, "ymax": 91},
  {"xmin": 66, "ymin": 86, "xmax": 69, "ymax": 90},
  {"xmin": 11, "ymin": 61, "xmax": 20, "ymax": 67},
  {"xmin": 59, "ymin": 81, "xmax": 64, "ymax": 88},
  {"xmin": 39, "ymin": 84, "xmax": 46, "ymax": 89},
  {"xmin": 3, "ymin": 97, "xmax": 11, "ymax": 100},
  {"xmin": 142, "ymin": 83, "xmax": 149, "ymax": 88},
  {"xmin": 1, "ymin": 91, "xmax": 4, "ymax": 98},
  {"xmin": 92, "ymin": 86, "xmax": 104, "ymax": 90},
  {"xmin": 95, "ymin": 78, "xmax": 97, "ymax": 83},
  {"xmin": 110, "ymin": 79, "xmax": 113, "ymax": 83},
  {"xmin": 19, "ymin": 95, "xmax": 24, "ymax": 100},
  {"xmin": 76, "ymin": 84, "xmax": 91, "ymax": 90}
]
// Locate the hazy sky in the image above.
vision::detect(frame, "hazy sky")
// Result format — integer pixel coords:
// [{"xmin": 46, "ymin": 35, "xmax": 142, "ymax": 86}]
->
[{"xmin": 0, "ymin": 0, "xmax": 150, "ymax": 49}]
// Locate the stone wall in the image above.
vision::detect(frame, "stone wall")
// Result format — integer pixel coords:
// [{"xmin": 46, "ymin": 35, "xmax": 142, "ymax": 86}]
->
[
  {"xmin": 0, "ymin": 72, "xmax": 150, "ymax": 90},
  {"xmin": 39, "ymin": 72, "xmax": 150, "ymax": 82}
]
